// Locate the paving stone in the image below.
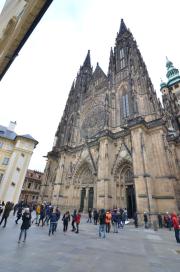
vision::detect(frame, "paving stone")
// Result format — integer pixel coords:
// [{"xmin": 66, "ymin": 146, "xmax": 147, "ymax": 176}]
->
[{"xmin": 0, "ymin": 213, "xmax": 179, "ymax": 272}]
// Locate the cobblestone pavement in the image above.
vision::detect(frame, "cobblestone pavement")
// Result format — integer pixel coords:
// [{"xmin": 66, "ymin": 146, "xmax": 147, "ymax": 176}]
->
[{"xmin": 0, "ymin": 213, "xmax": 179, "ymax": 272}]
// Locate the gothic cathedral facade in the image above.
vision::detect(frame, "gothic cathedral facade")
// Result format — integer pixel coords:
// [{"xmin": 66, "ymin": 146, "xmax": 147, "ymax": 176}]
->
[{"xmin": 41, "ymin": 20, "xmax": 180, "ymax": 219}]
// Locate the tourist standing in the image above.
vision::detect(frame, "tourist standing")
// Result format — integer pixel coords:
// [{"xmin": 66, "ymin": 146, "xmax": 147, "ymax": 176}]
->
[
  {"xmin": 38, "ymin": 205, "xmax": 45, "ymax": 227},
  {"xmin": 48, "ymin": 208, "xmax": 58, "ymax": 236},
  {"xmin": 87, "ymin": 208, "xmax": 92, "ymax": 223},
  {"xmin": 144, "ymin": 212, "xmax": 148, "ymax": 229},
  {"xmin": 0, "ymin": 202, "xmax": 4, "ymax": 217},
  {"xmin": 99, "ymin": 209, "xmax": 106, "ymax": 238},
  {"xmin": 15, "ymin": 206, "xmax": 23, "ymax": 224},
  {"xmin": 133, "ymin": 212, "xmax": 138, "ymax": 228},
  {"xmin": 62, "ymin": 211, "xmax": 70, "ymax": 232},
  {"xmin": 18, "ymin": 208, "xmax": 31, "ymax": 243},
  {"xmin": 75, "ymin": 211, "xmax": 81, "ymax": 233},
  {"xmin": 112, "ymin": 209, "xmax": 118, "ymax": 233},
  {"xmin": 0, "ymin": 201, "xmax": 13, "ymax": 228},
  {"xmin": 157, "ymin": 214, "xmax": 163, "ymax": 228},
  {"xmin": 171, "ymin": 212, "xmax": 180, "ymax": 243},
  {"xmin": 71, "ymin": 209, "xmax": 77, "ymax": 232},
  {"xmin": 105, "ymin": 210, "xmax": 112, "ymax": 233},
  {"xmin": 93, "ymin": 209, "xmax": 99, "ymax": 225},
  {"xmin": 54, "ymin": 207, "xmax": 61, "ymax": 231}
]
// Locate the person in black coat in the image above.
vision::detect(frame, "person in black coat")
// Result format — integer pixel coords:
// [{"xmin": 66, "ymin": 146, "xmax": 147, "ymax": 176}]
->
[
  {"xmin": 15, "ymin": 206, "xmax": 23, "ymax": 224},
  {"xmin": 18, "ymin": 208, "xmax": 31, "ymax": 243},
  {"xmin": 0, "ymin": 201, "xmax": 13, "ymax": 228},
  {"xmin": 144, "ymin": 212, "xmax": 148, "ymax": 228}
]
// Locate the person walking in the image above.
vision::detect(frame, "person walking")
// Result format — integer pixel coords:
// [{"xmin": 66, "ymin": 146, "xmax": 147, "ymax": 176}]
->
[
  {"xmin": 0, "ymin": 201, "xmax": 13, "ymax": 228},
  {"xmin": 157, "ymin": 214, "xmax": 163, "ymax": 228},
  {"xmin": 38, "ymin": 205, "xmax": 45, "ymax": 227},
  {"xmin": 32, "ymin": 204, "xmax": 41, "ymax": 224},
  {"xmin": 144, "ymin": 212, "xmax": 148, "ymax": 229},
  {"xmin": 48, "ymin": 208, "xmax": 58, "ymax": 236},
  {"xmin": 93, "ymin": 209, "xmax": 99, "ymax": 225},
  {"xmin": 15, "ymin": 206, "xmax": 23, "ymax": 224},
  {"xmin": 87, "ymin": 208, "xmax": 92, "ymax": 223},
  {"xmin": 62, "ymin": 211, "xmax": 70, "ymax": 233},
  {"xmin": 105, "ymin": 210, "xmax": 112, "ymax": 233},
  {"xmin": 133, "ymin": 212, "xmax": 138, "ymax": 228},
  {"xmin": 99, "ymin": 209, "xmax": 106, "ymax": 238},
  {"xmin": 112, "ymin": 209, "xmax": 118, "ymax": 233},
  {"xmin": 75, "ymin": 211, "xmax": 81, "ymax": 234},
  {"xmin": 167, "ymin": 214, "xmax": 172, "ymax": 231},
  {"xmin": 54, "ymin": 207, "xmax": 61, "ymax": 232},
  {"xmin": 71, "ymin": 209, "xmax": 77, "ymax": 232},
  {"xmin": 0, "ymin": 202, "xmax": 4, "ymax": 217},
  {"xmin": 171, "ymin": 212, "xmax": 180, "ymax": 243},
  {"xmin": 18, "ymin": 208, "xmax": 31, "ymax": 243}
]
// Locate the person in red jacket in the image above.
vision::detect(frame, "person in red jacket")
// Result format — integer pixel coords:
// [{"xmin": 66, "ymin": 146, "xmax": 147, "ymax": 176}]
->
[
  {"xmin": 75, "ymin": 211, "xmax": 81, "ymax": 234},
  {"xmin": 171, "ymin": 212, "xmax": 180, "ymax": 243}
]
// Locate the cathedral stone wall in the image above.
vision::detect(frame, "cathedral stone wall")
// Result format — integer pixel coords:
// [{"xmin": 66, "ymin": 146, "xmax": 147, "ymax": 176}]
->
[{"xmin": 40, "ymin": 19, "xmax": 180, "ymax": 220}]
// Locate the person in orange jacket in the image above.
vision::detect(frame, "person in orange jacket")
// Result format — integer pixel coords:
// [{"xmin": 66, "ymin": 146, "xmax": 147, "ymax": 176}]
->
[
  {"xmin": 105, "ymin": 210, "xmax": 112, "ymax": 233},
  {"xmin": 171, "ymin": 212, "xmax": 180, "ymax": 243}
]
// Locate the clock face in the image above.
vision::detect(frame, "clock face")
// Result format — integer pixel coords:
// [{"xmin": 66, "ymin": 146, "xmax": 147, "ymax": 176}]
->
[{"xmin": 81, "ymin": 107, "xmax": 105, "ymax": 138}]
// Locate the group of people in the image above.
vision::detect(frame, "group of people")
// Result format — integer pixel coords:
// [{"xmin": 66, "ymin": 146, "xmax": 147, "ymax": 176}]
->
[
  {"xmin": 1, "ymin": 200, "xmax": 180, "ymax": 244},
  {"xmin": 86, "ymin": 208, "xmax": 128, "ymax": 238},
  {"xmin": 13, "ymin": 202, "xmax": 82, "ymax": 241},
  {"xmin": 142, "ymin": 211, "xmax": 180, "ymax": 243}
]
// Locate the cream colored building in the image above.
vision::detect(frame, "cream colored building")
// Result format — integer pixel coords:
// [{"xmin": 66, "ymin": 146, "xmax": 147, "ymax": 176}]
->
[
  {"xmin": 0, "ymin": 0, "xmax": 53, "ymax": 80},
  {"xmin": 0, "ymin": 121, "xmax": 38, "ymax": 204}
]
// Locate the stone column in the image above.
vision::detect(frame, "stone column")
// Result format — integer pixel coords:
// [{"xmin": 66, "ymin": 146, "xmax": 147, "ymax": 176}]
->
[{"xmin": 97, "ymin": 137, "xmax": 110, "ymax": 209}]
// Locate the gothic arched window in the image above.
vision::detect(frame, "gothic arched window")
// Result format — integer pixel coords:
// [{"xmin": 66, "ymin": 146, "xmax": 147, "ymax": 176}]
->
[
  {"xmin": 122, "ymin": 94, "xmax": 129, "ymax": 117},
  {"xmin": 119, "ymin": 48, "xmax": 125, "ymax": 69},
  {"xmin": 124, "ymin": 169, "xmax": 133, "ymax": 183}
]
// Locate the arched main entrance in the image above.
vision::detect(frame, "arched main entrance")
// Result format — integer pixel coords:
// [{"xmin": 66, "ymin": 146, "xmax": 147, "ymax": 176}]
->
[
  {"xmin": 114, "ymin": 162, "xmax": 136, "ymax": 218},
  {"xmin": 124, "ymin": 169, "xmax": 136, "ymax": 218},
  {"xmin": 74, "ymin": 162, "xmax": 95, "ymax": 212}
]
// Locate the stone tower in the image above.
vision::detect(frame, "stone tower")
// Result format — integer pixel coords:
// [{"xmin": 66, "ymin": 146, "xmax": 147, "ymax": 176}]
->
[{"xmin": 41, "ymin": 19, "xmax": 180, "ymax": 220}]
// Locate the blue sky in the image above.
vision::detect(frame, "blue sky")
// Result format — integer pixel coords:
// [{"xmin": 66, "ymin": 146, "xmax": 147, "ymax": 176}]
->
[{"xmin": 0, "ymin": 0, "xmax": 180, "ymax": 171}]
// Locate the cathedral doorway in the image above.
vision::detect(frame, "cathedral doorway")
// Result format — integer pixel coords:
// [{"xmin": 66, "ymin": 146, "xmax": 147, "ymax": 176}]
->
[
  {"xmin": 75, "ymin": 162, "xmax": 95, "ymax": 212},
  {"xmin": 115, "ymin": 162, "xmax": 136, "ymax": 218},
  {"xmin": 80, "ymin": 188, "xmax": 86, "ymax": 212},
  {"xmin": 126, "ymin": 185, "xmax": 136, "ymax": 218}
]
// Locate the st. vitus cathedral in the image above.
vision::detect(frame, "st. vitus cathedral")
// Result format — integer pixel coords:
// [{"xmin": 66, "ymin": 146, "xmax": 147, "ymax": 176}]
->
[{"xmin": 41, "ymin": 19, "xmax": 180, "ymax": 219}]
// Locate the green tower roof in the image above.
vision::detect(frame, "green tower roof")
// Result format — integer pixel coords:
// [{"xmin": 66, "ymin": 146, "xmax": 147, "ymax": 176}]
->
[
  {"xmin": 166, "ymin": 57, "xmax": 180, "ymax": 86},
  {"xmin": 160, "ymin": 78, "xmax": 167, "ymax": 90}
]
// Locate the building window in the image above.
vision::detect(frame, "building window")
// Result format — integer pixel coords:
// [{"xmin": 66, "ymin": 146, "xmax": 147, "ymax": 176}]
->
[
  {"xmin": 28, "ymin": 183, "xmax": 31, "ymax": 189},
  {"xmin": 35, "ymin": 184, "xmax": 38, "ymax": 190},
  {"xmin": 39, "ymin": 185, "xmax": 41, "ymax": 190},
  {"xmin": 32, "ymin": 196, "xmax": 35, "ymax": 200},
  {"xmin": 2, "ymin": 157, "xmax": 9, "ymax": 165},
  {"xmin": 21, "ymin": 153, "xmax": 25, "ymax": 157},
  {"xmin": 0, "ymin": 173, "xmax": 3, "ymax": 183},
  {"xmin": 16, "ymin": 167, "xmax": 20, "ymax": 172},
  {"xmin": 122, "ymin": 94, "xmax": 129, "ymax": 117},
  {"xmin": 169, "ymin": 86, "xmax": 173, "ymax": 91},
  {"xmin": 125, "ymin": 169, "xmax": 133, "ymax": 183},
  {"xmin": 11, "ymin": 182, "xmax": 16, "ymax": 187},
  {"xmin": 119, "ymin": 48, "xmax": 125, "ymax": 69},
  {"xmin": 0, "ymin": 142, "xmax": 3, "ymax": 148},
  {"xmin": 36, "ymin": 196, "xmax": 38, "ymax": 200}
]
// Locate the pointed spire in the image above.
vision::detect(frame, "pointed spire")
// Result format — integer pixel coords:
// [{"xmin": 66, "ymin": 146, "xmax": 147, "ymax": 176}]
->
[
  {"xmin": 83, "ymin": 50, "xmax": 91, "ymax": 67},
  {"xmin": 108, "ymin": 47, "xmax": 115, "ymax": 77},
  {"xmin": 118, "ymin": 19, "xmax": 128, "ymax": 36}
]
